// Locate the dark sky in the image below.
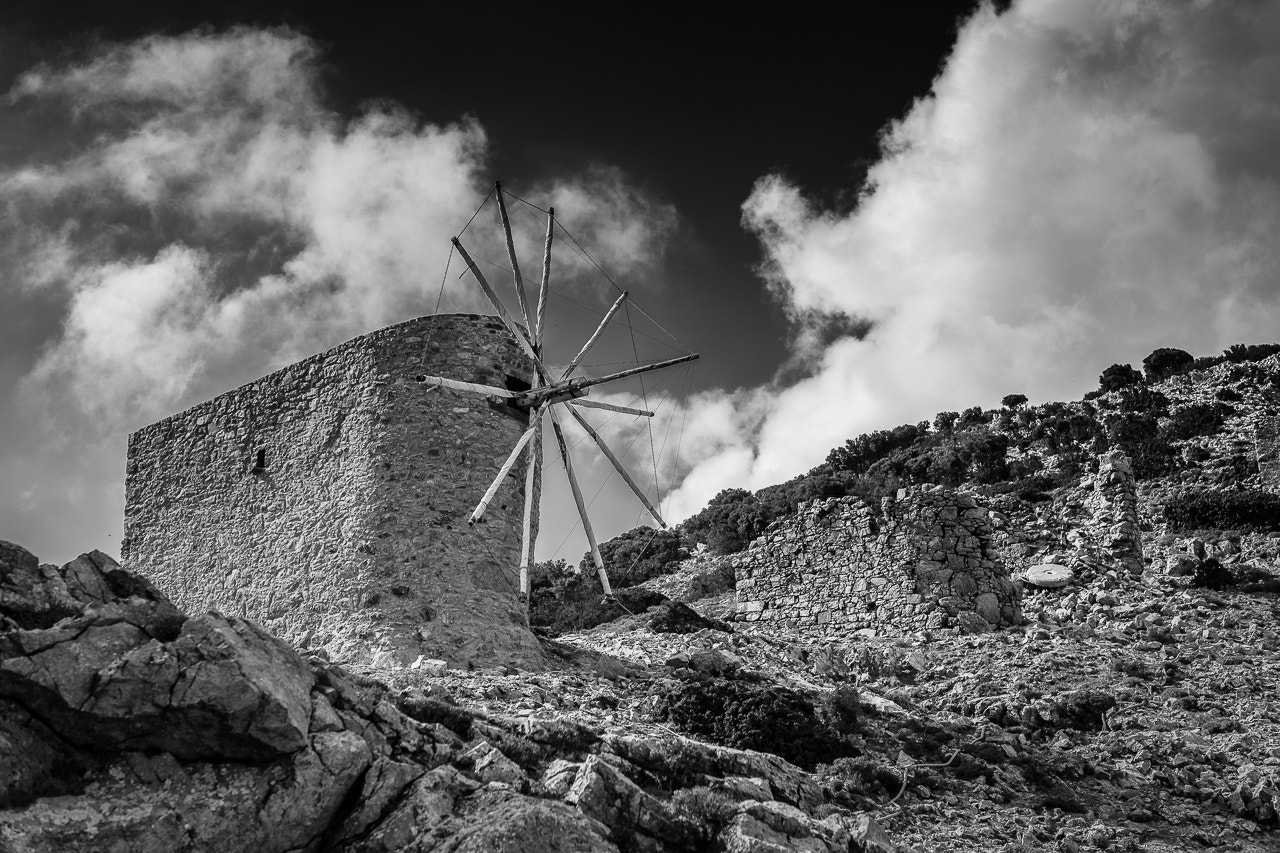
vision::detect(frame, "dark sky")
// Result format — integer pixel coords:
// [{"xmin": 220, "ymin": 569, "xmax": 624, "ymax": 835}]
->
[
  {"xmin": 34, "ymin": 0, "xmax": 1280, "ymax": 568},
  {"xmin": 1, "ymin": 2, "xmax": 982, "ymax": 392}
]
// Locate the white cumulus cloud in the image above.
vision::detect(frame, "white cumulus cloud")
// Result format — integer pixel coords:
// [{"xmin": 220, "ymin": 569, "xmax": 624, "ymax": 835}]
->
[{"xmin": 663, "ymin": 0, "xmax": 1280, "ymax": 522}]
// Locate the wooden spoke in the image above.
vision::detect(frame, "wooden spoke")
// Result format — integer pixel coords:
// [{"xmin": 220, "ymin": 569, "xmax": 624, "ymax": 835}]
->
[
  {"xmin": 535, "ymin": 207, "xmax": 554, "ymax": 348},
  {"xmin": 495, "ymin": 182, "xmax": 533, "ymax": 332},
  {"xmin": 550, "ymin": 408, "xmax": 612, "ymax": 596},
  {"xmin": 561, "ymin": 291, "xmax": 628, "ymax": 381},
  {"xmin": 570, "ymin": 352, "xmax": 699, "ymax": 394},
  {"xmin": 451, "ymin": 237, "xmax": 548, "ymax": 376},
  {"xmin": 564, "ymin": 404, "xmax": 666, "ymax": 528},
  {"xmin": 418, "ymin": 375, "xmax": 514, "ymax": 398},
  {"xmin": 468, "ymin": 419, "xmax": 540, "ymax": 524},
  {"xmin": 570, "ymin": 399, "xmax": 654, "ymax": 418}
]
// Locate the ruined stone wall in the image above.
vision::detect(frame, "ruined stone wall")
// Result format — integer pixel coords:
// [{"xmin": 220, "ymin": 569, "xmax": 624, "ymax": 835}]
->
[
  {"xmin": 1077, "ymin": 450, "xmax": 1144, "ymax": 577},
  {"xmin": 732, "ymin": 487, "xmax": 1022, "ymax": 635},
  {"xmin": 989, "ymin": 451, "xmax": 1143, "ymax": 582},
  {"xmin": 124, "ymin": 314, "xmax": 544, "ymax": 669},
  {"xmin": 1256, "ymin": 415, "xmax": 1280, "ymax": 493}
]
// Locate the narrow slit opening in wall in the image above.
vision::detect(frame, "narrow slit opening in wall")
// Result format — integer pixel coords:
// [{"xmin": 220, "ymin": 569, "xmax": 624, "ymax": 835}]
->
[{"xmin": 253, "ymin": 448, "xmax": 267, "ymax": 472}]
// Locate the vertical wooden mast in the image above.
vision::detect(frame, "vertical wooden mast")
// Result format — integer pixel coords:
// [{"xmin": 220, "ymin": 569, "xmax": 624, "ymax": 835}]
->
[{"xmin": 519, "ymin": 410, "xmax": 542, "ymax": 602}]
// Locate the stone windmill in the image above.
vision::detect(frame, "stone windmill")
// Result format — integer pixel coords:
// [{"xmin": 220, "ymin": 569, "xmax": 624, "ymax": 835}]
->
[
  {"xmin": 429, "ymin": 182, "xmax": 698, "ymax": 603},
  {"xmin": 121, "ymin": 181, "xmax": 695, "ymax": 670}
]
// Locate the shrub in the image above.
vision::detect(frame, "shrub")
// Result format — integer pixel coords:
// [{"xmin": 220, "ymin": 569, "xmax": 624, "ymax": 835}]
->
[
  {"xmin": 670, "ymin": 787, "xmax": 739, "ymax": 829},
  {"xmin": 1163, "ymin": 490, "xmax": 1280, "ymax": 533},
  {"xmin": 529, "ymin": 558, "xmax": 667, "ymax": 635},
  {"xmin": 957, "ymin": 406, "xmax": 987, "ymax": 429},
  {"xmin": 1191, "ymin": 355, "xmax": 1227, "ymax": 371},
  {"xmin": 1164, "ymin": 402, "xmax": 1232, "ymax": 441},
  {"xmin": 1001, "ymin": 393, "xmax": 1028, "ymax": 409},
  {"xmin": 1115, "ymin": 386, "xmax": 1169, "ymax": 416},
  {"xmin": 934, "ymin": 411, "xmax": 959, "ymax": 433},
  {"xmin": 680, "ymin": 488, "xmax": 770, "ymax": 554},
  {"xmin": 826, "ymin": 422, "xmax": 930, "ymax": 474},
  {"xmin": 1099, "ymin": 363, "xmax": 1143, "ymax": 392},
  {"xmin": 652, "ymin": 678, "xmax": 857, "ymax": 770},
  {"xmin": 1192, "ymin": 558, "xmax": 1234, "ymax": 590},
  {"xmin": 648, "ymin": 600, "xmax": 731, "ymax": 635},
  {"xmin": 1142, "ymin": 348, "xmax": 1194, "ymax": 382},
  {"xmin": 1223, "ymin": 343, "xmax": 1280, "ymax": 363},
  {"xmin": 397, "ymin": 694, "xmax": 474, "ymax": 739},
  {"xmin": 1105, "ymin": 411, "xmax": 1174, "ymax": 479},
  {"xmin": 593, "ymin": 526, "xmax": 687, "ymax": 587}
]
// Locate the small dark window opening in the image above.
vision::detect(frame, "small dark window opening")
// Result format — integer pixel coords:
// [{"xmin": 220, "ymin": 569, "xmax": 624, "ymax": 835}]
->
[
  {"xmin": 253, "ymin": 448, "xmax": 267, "ymax": 473},
  {"xmin": 504, "ymin": 373, "xmax": 532, "ymax": 394}
]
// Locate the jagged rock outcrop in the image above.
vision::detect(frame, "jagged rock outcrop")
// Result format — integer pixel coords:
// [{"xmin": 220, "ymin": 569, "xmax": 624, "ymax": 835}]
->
[{"xmin": 0, "ymin": 541, "xmax": 896, "ymax": 852}]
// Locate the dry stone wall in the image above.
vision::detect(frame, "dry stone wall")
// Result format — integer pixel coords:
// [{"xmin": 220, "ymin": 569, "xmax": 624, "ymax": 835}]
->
[
  {"xmin": 124, "ymin": 314, "xmax": 544, "ymax": 670},
  {"xmin": 1256, "ymin": 415, "xmax": 1280, "ymax": 493},
  {"xmin": 732, "ymin": 486, "xmax": 1022, "ymax": 635}
]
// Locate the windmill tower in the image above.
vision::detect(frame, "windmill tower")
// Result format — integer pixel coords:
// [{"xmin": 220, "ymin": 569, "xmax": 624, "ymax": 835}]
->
[{"xmin": 122, "ymin": 183, "xmax": 696, "ymax": 671}]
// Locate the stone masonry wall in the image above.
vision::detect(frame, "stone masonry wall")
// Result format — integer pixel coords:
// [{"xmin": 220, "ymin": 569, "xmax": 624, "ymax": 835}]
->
[
  {"xmin": 124, "ymin": 314, "xmax": 545, "ymax": 670},
  {"xmin": 990, "ymin": 452, "xmax": 1144, "ymax": 583},
  {"xmin": 732, "ymin": 487, "xmax": 1022, "ymax": 635},
  {"xmin": 1256, "ymin": 415, "xmax": 1280, "ymax": 493}
]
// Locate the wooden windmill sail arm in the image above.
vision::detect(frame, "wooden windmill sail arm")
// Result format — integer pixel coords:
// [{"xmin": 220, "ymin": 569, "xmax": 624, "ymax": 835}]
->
[
  {"xmin": 451, "ymin": 237, "xmax": 551, "ymax": 380},
  {"xmin": 535, "ymin": 207, "xmax": 553, "ymax": 347},
  {"xmin": 568, "ymin": 352, "xmax": 700, "ymax": 394},
  {"xmin": 418, "ymin": 375, "xmax": 515, "ymax": 398},
  {"xmin": 561, "ymin": 291, "xmax": 628, "ymax": 381},
  {"xmin": 469, "ymin": 417, "xmax": 541, "ymax": 524},
  {"xmin": 549, "ymin": 408, "xmax": 612, "ymax": 596},
  {"xmin": 495, "ymin": 182, "xmax": 533, "ymax": 331},
  {"xmin": 564, "ymin": 404, "xmax": 667, "ymax": 528},
  {"xmin": 569, "ymin": 399, "xmax": 654, "ymax": 418},
  {"xmin": 513, "ymin": 353, "xmax": 699, "ymax": 409}
]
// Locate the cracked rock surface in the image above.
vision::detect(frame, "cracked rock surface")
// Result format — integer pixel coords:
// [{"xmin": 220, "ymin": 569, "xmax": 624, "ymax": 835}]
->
[{"xmin": 0, "ymin": 541, "xmax": 898, "ymax": 852}]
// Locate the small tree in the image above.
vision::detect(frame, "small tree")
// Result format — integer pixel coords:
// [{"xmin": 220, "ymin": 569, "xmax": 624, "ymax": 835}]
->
[
  {"xmin": 1001, "ymin": 393, "xmax": 1028, "ymax": 409},
  {"xmin": 934, "ymin": 411, "xmax": 959, "ymax": 433},
  {"xmin": 1141, "ymin": 348, "xmax": 1194, "ymax": 382},
  {"xmin": 957, "ymin": 406, "xmax": 987, "ymax": 429},
  {"xmin": 1099, "ymin": 363, "xmax": 1143, "ymax": 392}
]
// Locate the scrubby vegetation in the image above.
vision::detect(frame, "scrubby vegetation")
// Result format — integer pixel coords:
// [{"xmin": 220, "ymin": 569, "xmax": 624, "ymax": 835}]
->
[
  {"xmin": 1163, "ymin": 489, "xmax": 1280, "ymax": 534},
  {"xmin": 528, "ymin": 340, "xmax": 1278, "ymax": 633},
  {"xmin": 651, "ymin": 677, "xmax": 860, "ymax": 770},
  {"xmin": 528, "ymin": 556, "xmax": 668, "ymax": 635}
]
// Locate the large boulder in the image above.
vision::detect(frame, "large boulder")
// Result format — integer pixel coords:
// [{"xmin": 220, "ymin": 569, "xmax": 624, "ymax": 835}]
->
[
  {"xmin": 0, "ymin": 730, "xmax": 371, "ymax": 853},
  {"xmin": 1, "ymin": 605, "xmax": 313, "ymax": 761}
]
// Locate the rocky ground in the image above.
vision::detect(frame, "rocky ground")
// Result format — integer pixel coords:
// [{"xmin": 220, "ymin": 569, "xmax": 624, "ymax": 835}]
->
[
  {"xmin": 380, "ymin": 542, "xmax": 1280, "ymax": 853},
  {"xmin": 3, "ymin": 515, "xmax": 1278, "ymax": 850}
]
